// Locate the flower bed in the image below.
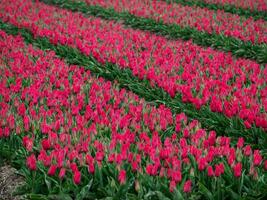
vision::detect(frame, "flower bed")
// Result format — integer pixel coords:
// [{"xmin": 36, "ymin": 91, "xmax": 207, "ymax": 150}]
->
[
  {"xmin": 1, "ymin": 0, "xmax": 266, "ymax": 130},
  {"xmin": 1, "ymin": 30, "xmax": 267, "ymax": 199},
  {"xmin": 73, "ymin": 0, "xmax": 267, "ymax": 44},
  {"xmin": 203, "ymin": 0, "xmax": 267, "ymax": 12}
]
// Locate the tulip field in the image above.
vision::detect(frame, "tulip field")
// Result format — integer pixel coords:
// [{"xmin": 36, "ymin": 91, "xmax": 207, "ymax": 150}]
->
[{"xmin": 0, "ymin": 0, "xmax": 266, "ymax": 199}]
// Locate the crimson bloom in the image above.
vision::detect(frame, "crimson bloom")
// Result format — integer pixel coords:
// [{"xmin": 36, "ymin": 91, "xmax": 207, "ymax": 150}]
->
[
  {"xmin": 26, "ymin": 154, "xmax": 37, "ymax": 171},
  {"xmin": 118, "ymin": 170, "xmax": 126, "ymax": 184},
  {"xmin": 215, "ymin": 163, "xmax": 224, "ymax": 177},
  {"xmin": 183, "ymin": 180, "xmax": 192, "ymax": 193},
  {"xmin": 243, "ymin": 145, "xmax": 252, "ymax": 156},
  {"xmin": 253, "ymin": 150, "xmax": 262, "ymax": 166},
  {"xmin": 233, "ymin": 162, "xmax": 242, "ymax": 177},
  {"xmin": 207, "ymin": 166, "xmax": 214, "ymax": 177},
  {"xmin": 59, "ymin": 168, "xmax": 66, "ymax": 179},
  {"xmin": 48, "ymin": 165, "xmax": 57, "ymax": 176},
  {"xmin": 169, "ymin": 180, "xmax": 176, "ymax": 192},
  {"xmin": 41, "ymin": 139, "xmax": 51, "ymax": 150},
  {"xmin": 23, "ymin": 136, "xmax": 33, "ymax": 152},
  {"xmin": 237, "ymin": 137, "xmax": 244, "ymax": 149},
  {"xmin": 73, "ymin": 170, "xmax": 81, "ymax": 185}
]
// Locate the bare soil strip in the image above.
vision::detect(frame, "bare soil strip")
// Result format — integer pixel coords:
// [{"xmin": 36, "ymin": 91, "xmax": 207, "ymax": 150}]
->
[{"xmin": 0, "ymin": 165, "xmax": 24, "ymax": 200}]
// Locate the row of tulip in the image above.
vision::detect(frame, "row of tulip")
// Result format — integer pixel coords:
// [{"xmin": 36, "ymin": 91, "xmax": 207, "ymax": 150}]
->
[
  {"xmin": 165, "ymin": 0, "xmax": 267, "ymax": 21},
  {"xmin": 2, "ymin": 18, "xmax": 267, "ymax": 152},
  {"xmin": 70, "ymin": 0, "xmax": 267, "ymax": 44},
  {"xmin": 201, "ymin": 0, "xmax": 267, "ymax": 12},
  {"xmin": 1, "ymin": 30, "xmax": 267, "ymax": 199},
  {"xmin": 1, "ymin": 0, "xmax": 266, "ymax": 132},
  {"xmin": 39, "ymin": 0, "xmax": 267, "ymax": 63}
]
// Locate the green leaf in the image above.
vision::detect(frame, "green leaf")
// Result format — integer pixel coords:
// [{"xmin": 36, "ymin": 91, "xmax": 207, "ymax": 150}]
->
[
  {"xmin": 26, "ymin": 193, "xmax": 49, "ymax": 200},
  {"xmin": 76, "ymin": 179, "xmax": 94, "ymax": 200},
  {"xmin": 226, "ymin": 188, "xmax": 241, "ymax": 200},
  {"xmin": 48, "ymin": 193, "xmax": 73, "ymax": 200},
  {"xmin": 198, "ymin": 182, "xmax": 214, "ymax": 200},
  {"xmin": 173, "ymin": 188, "xmax": 185, "ymax": 200},
  {"xmin": 144, "ymin": 190, "xmax": 171, "ymax": 200}
]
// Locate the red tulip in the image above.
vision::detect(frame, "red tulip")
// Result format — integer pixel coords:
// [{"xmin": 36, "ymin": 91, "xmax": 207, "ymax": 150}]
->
[
  {"xmin": 26, "ymin": 154, "xmax": 37, "ymax": 171},
  {"xmin": 237, "ymin": 137, "xmax": 244, "ymax": 149},
  {"xmin": 41, "ymin": 139, "xmax": 51, "ymax": 150},
  {"xmin": 59, "ymin": 168, "xmax": 66, "ymax": 179},
  {"xmin": 73, "ymin": 170, "xmax": 81, "ymax": 185},
  {"xmin": 253, "ymin": 150, "xmax": 262, "ymax": 166},
  {"xmin": 243, "ymin": 145, "xmax": 252, "ymax": 156},
  {"xmin": 198, "ymin": 157, "xmax": 207, "ymax": 171},
  {"xmin": 88, "ymin": 164, "xmax": 95, "ymax": 174},
  {"xmin": 48, "ymin": 165, "xmax": 57, "ymax": 176},
  {"xmin": 215, "ymin": 163, "xmax": 224, "ymax": 177},
  {"xmin": 169, "ymin": 180, "xmax": 176, "ymax": 192},
  {"xmin": 233, "ymin": 162, "xmax": 242, "ymax": 177},
  {"xmin": 207, "ymin": 165, "xmax": 214, "ymax": 177},
  {"xmin": 22, "ymin": 136, "xmax": 33, "ymax": 152},
  {"xmin": 172, "ymin": 170, "xmax": 182, "ymax": 183},
  {"xmin": 183, "ymin": 180, "xmax": 192, "ymax": 193},
  {"xmin": 118, "ymin": 170, "xmax": 126, "ymax": 184}
]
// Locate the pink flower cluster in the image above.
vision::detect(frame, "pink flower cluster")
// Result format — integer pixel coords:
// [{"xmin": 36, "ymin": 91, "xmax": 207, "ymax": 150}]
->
[
  {"xmin": 77, "ymin": 0, "xmax": 267, "ymax": 44},
  {"xmin": 1, "ymin": 30, "xmax": 266, "ymax": 192},
  {"xmin": 203, "ymin": 0, "xmax": 267, "ymax": 12},
  {"xmin": 1, "ymin": 0, "xmax": 267, "ymax": 130}
]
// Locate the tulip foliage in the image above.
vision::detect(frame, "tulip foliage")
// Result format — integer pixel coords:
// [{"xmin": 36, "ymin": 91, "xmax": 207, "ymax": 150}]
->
[{"xmin": 0, "ymin": 0, "xmax": 266, "ymax": 199}]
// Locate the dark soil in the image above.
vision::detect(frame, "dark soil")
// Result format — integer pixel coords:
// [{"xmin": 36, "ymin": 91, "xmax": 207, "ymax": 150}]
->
[{"xmin": 0, "ymin": 165, "xmax": 24, "ymax": 200}]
